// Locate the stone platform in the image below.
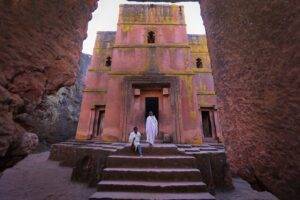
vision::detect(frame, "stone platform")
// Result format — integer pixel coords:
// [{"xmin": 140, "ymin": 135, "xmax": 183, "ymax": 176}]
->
[{"xmin": 49, "ymin": 141, "xmax": 233, "ymax": 199}]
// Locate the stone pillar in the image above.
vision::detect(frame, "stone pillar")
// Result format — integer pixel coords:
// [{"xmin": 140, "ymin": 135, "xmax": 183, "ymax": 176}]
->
[
  {"xmin": 179, "ymin": 77, "xmax": 202, "ymax": 144},
  {"xmin": 213, "ymin": 108, "xmax": 223, "ymax": 143},
  {"xmin": 76, "ymin": 95, "xmax": 93, "ymax": 140},
  {"xmin": 88, "ymin": 108, "xmax": 96, "ymax": 138},
  {"xmin": 101, "ymin": 77, "xmax": 124, "ymax": 142}
]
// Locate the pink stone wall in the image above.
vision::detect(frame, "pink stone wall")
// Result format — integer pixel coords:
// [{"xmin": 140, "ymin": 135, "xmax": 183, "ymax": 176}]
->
[
  {"xmin": 76, "ymin": 4, "xmax": 220, "ymax": 144},
  {"xmin": 115, "ymin": 25, "xmax": 188, "ymax": 45},
  {"xmin": 101, "ymin": 76, "xmax": 125, "ymax": 141},
  {"xmin": 76, "ymin": 32, "xmax": 114, "ymax": 140}
]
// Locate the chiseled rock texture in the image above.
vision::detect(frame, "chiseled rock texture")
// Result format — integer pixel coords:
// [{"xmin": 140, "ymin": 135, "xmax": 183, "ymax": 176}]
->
[
  {"xmin": 50, "ymin": 141, "xmax": 117, "ymax": 186},
  {"xmin": 200, "ymin": 0, "xmax": 300, "ymax": 199},
  {"xmin": 27, "ymin": 53, "xmax": 90, "ymax": 149},
  {"xmin": 0, "ymin": 0, "xmax": 97, "ymax": 171}
]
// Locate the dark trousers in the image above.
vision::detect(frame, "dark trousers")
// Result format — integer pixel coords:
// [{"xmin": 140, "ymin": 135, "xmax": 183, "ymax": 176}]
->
[{"xmin": 136, "ymin": 145, "xmax": 142, "ymax": 156}]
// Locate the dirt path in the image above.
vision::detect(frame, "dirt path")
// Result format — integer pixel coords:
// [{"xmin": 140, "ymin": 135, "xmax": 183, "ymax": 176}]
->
[
  {"xmin": 0, "ymin": 152, "xmax": 95, "ymax": 200},
  {"xmin": 215, "ymin": 178, "xmax": 278, "ymax": 200},
  {"xmin": 0, "ymin": 152, "xmax": 278, "ymax": 200}
]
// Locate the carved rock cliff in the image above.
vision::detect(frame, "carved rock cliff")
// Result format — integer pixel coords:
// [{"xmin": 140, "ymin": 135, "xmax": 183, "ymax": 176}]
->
[
  {"xmin": 200, "ymin": 0, "xmax": 300, "ymax": 199},
  {"xmin": 0, "ymin": 0, "xmax": 97, "ymax": 171}
]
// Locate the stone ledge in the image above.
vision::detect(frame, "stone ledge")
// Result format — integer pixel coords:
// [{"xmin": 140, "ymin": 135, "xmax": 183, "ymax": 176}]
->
[
  {"xmin": 49, "ymin": 141, "xmax": 126, "ymax": 186},
  {"xmin": 113, "ymin": 44, "xmax": 190, "ymax": 48},
  {"xmin": 83, "ymin": 89, "xmax": 107, "ymax": 93},
  {"xmin": 177, "ymin": 144, "xmax": 233, "ymax": 192},
  {"xmin": 197, "ymin": 91, "xmax": 216, "ymax": 95},
  {"xmin": 107, "ymin": 71, "xmax": 212, "ymax": 76},
  {"xmin": 88, "ymin": 68, "xmax": 111, "ymax": 72}
]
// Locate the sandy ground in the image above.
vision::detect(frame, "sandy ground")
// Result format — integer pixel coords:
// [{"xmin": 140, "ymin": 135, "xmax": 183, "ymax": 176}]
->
[
  {"xmin": 0, "ymin": 152, "xmax": 278, "ymax": 200},
  {"xmin": 0, "ymin": 152, "xmax": 95, "ymax": 200},
  {"xmin": 215, "ymin": 178, "xmax": 278, "ymax": 200}
]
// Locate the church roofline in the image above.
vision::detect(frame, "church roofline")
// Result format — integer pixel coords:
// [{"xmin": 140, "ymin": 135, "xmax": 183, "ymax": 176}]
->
[
  {"xmin": 119, "ymin": 4, "xmax": 183, "ymax": 8},
  {"xmin": 187, "ymin": 34, "xmax": 206, "ymax": 37}
]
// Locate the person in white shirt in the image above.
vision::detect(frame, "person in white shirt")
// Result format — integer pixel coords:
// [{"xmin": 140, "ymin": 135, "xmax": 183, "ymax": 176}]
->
[
  {"xmin": 128, "ymin": 126, "xmax": 143, "ymax": 156},
  {"xmin": 146, "ymin": 111, "xmax": 158, "ymax": 146}
]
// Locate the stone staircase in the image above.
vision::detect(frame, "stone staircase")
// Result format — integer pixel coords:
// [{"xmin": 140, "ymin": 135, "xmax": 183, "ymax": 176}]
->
[{"xmin": 89, "ymin": 144, "xmax": 215, "ymax": 200}]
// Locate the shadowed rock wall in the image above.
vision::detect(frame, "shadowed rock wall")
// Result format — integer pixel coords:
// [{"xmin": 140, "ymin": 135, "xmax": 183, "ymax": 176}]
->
[
  {"xmin": 0, "ymin": 0, "xmax": 97, "ymax": 171},
  {"xmin": 200, "ymin": 0, "xmax": 300, "ymax": 199},
  {"xmin": 29, "ymin": 53, "xmax": 91, "ymax": 150}
]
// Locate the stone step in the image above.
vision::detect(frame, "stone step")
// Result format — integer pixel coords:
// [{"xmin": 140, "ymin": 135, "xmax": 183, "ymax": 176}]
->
[
  {"xmin": 176, "ymin": 144, "xmax": 193, "ymax": 148},
  {"xmin": 89, "ymin": 191, "xmax": 215, "ymax": 200},
  {"xmin": 85, "ymin": 144, "xmax": 125, "ymax": 149},
  {"xmin": 140, "ymin": 139, "xmax": 164, "ymax": 143},
  {"xmin": 107, "ymin": 155, "xmax": 197, "ymax": 168},
  {"xmin": 115, "ymin": 144, "xmax": 184, "ymax": 156},
  {"xmin": 102, "ymin": 168, "xmax": 202, "ymax": 181},
  {"xmin": 203, "ymin": 138, "xmax": 219, "ymax": 143},
  {"xmin": 97, "ymin": 180, "xmax": 207, "ymax": 193}
]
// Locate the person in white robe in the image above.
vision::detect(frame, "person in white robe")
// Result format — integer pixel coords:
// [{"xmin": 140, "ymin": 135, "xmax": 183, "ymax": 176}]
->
[
  {"xmin": 128, "ymin": 127, "xmax": 142, "ymax": 156},
  {"xmin": 146, "ymin": 111, "xmax": 158, "ymax": 146}
]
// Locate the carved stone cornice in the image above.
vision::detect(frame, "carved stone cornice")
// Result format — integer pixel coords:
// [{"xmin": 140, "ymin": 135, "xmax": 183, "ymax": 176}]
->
[
  {"xmin": 113, "ymin": 43, "xmax": 190, "ymax": 49},
  {"xmin": 197, "ymin": 91, "xmax": 216, "ymax": 95},
  {"xmin": 88, "ymin": 68, "xmax": 111, "ymax": 72},
  {"xmin": 83, "ymin": 88, "xmax": 107, "ymax": 93}
]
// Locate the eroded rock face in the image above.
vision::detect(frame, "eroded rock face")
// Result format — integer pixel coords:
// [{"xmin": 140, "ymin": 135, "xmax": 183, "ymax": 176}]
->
[
  {"xmin": 0, "ymin": 1, "xmax": 97, "ymax": 171},
  {"xmin": 24, "ymin": 53, "xmax": 90, "ymax": 149},
  {"xmin": 0, "ymin": 132, "xmax": 38, "ymax": 171},
  {"xmin": 200, "ymin": 0, "xmax": 300, "ymax": 199}
]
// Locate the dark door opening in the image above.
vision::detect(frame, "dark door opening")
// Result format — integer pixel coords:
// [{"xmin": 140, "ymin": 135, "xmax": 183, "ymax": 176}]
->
[
  {"xmin": 145, "ymin": 97, "xmax": 159, "ymax": 120},
  {"xmin": 93, "ymin": 106, "xmax": 105, "ymax": 137},
  {"xmin": 201, "ymin": 111, "xmax": 212, "ymax": 137}
]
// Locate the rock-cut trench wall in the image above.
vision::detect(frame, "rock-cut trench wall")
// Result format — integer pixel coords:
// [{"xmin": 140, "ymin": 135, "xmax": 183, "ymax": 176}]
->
[
  {"xmin": 29, "ymin": 53, "xmax": 91, "ymax": 150},
  {"xmin": 0, "ymin": 0, "xmax": 97, "ymax": 171},
  {"xmin": 200, "ymin": 0, "xmax": 300, "ymax": 199}
]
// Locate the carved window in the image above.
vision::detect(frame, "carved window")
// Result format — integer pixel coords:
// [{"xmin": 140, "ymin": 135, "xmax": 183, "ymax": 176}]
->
[
  {"xmin": 196, "ymin": 58, "xmax": 203, "ymax": 68},
  {"xmin": 179, "ymin": 7, "xmax": 182, "ymax": 15},
  {"xmin": 147, "ymin": 31, "xmax": 155, "ymax": 44},
  {"xmin": 105, "ymin": 56, "xmax": 112, "ymax": 67}
]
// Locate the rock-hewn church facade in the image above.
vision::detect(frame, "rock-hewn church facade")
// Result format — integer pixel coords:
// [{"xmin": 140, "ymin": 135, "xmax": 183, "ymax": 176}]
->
[{"xmin": 76, "ymin": 4, "xmax": 222, "ymax": 144}]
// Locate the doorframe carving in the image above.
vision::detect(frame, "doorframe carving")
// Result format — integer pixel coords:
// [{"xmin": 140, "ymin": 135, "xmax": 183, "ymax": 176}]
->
[{"xmin": 122, "ymin": 75, "xmax": 181, "ymax": 143}]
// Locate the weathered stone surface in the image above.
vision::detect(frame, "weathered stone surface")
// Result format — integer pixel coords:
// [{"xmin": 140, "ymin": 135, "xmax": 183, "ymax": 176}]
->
[
  {"xmin": 50, "ymin": 141, "xmax": 232, "ymax": 196},
  {"xmin": 0, "ymin": 131, "xmax": 39, "ymax": 172},
  {"xmin": 23, "ymin": 53, "xmax": 90, "ymax": 149},
  {"xmin": 200, "ymin": 0, "xmax": 300, "ymax": 199},
  {"xmin": 72, "ymin": 154, "xmax": 108, "ymax": 187},
  {"xmin": 49, "ymin": 141, "xmax": 122, "ymax": 186},
  {"xmin": 193, "ymin": 152, "xmax": 233, "ymax": 193},
  {"xmin": 0, "ymin": 1, "xmax": 97, "ymax": 171},
  {"xmin": 179, "ymin": 144, "xmax": 233, "ymax": 192}
]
